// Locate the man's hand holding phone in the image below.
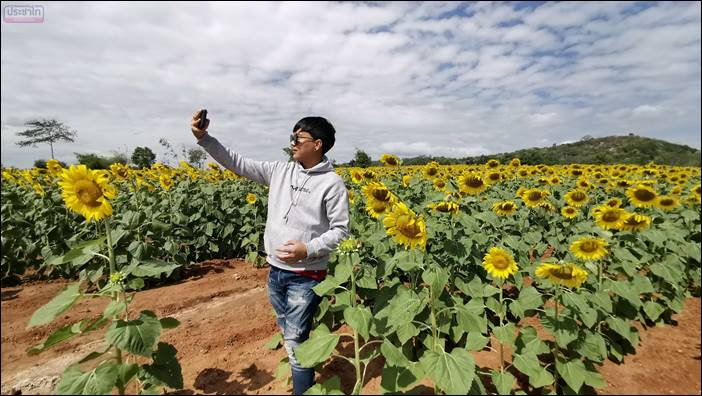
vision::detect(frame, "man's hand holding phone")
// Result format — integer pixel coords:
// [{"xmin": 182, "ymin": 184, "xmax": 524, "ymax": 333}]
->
[{"xmin": 191, "ymin": 109, "xmax": 209, "ymax": 139}]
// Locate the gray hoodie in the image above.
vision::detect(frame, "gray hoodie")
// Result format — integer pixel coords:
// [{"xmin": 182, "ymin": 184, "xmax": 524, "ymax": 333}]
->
[{"xmin": 197, "ymin": 133, "xmax": 349, "ymax": 271}]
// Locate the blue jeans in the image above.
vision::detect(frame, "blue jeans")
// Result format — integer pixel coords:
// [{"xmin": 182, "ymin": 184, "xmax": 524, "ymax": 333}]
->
[{"xmin": 268, "ymin": 265, "xmax": 323, "ymax": 395}]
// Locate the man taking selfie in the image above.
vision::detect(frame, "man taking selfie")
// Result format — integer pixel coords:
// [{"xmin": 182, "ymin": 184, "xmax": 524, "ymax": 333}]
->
[{"xmin": 190, "ymin": 109, "xmax": 349, "ymax": 395}]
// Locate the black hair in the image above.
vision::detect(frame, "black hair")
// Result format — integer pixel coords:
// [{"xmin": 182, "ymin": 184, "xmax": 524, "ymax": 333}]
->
[{"xmin": 293, "ymin": 116, "xmax": 336, "ymax": 155}]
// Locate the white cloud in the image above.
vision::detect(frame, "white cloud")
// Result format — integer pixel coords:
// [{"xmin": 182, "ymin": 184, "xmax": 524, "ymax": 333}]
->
[{"xmin": 1, "ymin": 1, "xmax": 700, "ymax": 169}]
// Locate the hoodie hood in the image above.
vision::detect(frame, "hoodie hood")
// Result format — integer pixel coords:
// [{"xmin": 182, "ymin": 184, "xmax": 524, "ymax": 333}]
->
[{"xmin": 295, "ymin": 156, "xmax": 334, "ymax": 174}]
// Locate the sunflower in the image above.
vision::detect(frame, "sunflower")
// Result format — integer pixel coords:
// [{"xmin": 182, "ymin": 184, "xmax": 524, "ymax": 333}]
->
[
  {"xmin": 486, "ymin": 159, "xmax": 500, "ymax": 169},
  {"xmin": 656, "ymin": 195, "xmax": 679, "ymax": 211},
  {"xmin": 482, "ymin": 247, "xmax": 519, "ymax": 280},
  {"xmin": 564, "ymin": 189, "xmax": 589, "ymax": 207},
  {"xmin": 246, "ymin": 193, "xmax": 257, "ymax": 205},
  {"xmin": 627, "ymin": 184, "xmax": 658, "ymax": 208},
  {"xmin": 576, "ymin": 178, "xmax": 592, "ymax": 190},
  {"xmin": 110, "ymin": 163, "xmax": 130, "ymax": 181},
  {"xmin": 423, "ymin": 162, "xmax": 440, "ymax": 179},
  {"xmin": 604, "ymin": 197, "xmax": 622, "ymax": 208},
  {"xmin": 348, "ymin": 190, "xmax": 356, "ymax": 205},
  {"xmin": 536, "ymin": 201, "xmax": 556, "ymax": 213},
  {"xmin": 620, "ymin": 213, "xmax": 651, "ymax": 232},
  {"xmin": 33, "ymin": 183, "xmax": 45, "ymax": 197},
  {"xmin": 570, "ymin": 237, "xmax": 608, "ymax": 261},
  {"xmin": 159, "ymin": 175, "xmax": 174, "ymax": 191},
  {"xmin": 561, "ymin": 206, "xmax": 579, "ymax": 219},
  {"xmin": 380, "ymin": 154, "xmax": 401, "ymax": 167},
  {"xmin": 458, "ymin": 172, "xmax": 488, "ymax": 195},
  {"xmin": 486, "ymin": 171, "xmax": 503, "ymax": 185},
  {"xmin": 58, "ymin": 165, "xmax": 116, "ymax": 223},
  {"xmin": 402, "ymin": 174, "xmax": 411, "ymax": 188},
  {"xmin": 362, "ymin": 169, "xmax": 377, "ymax": 181},
  {"xmin": 535, "ymin": 263, "xmax": 588, "ymax": 288},
  {"xmin": 592, "ymin": 205, "xmax": 626, "ymax": 230},
  {"xmin": 510, "ymin": 158, "xmax": 521, "ymax": 167},
  {"xmin": 46, "ymin": 159, "xmax": 63, "ymax": 176},
  {"xmin": 382, "ymin": 202, "xmax": 427, "ymax": 250},
  {"xmin": 691, "ymin": 183, "xmax": 701, "ymax": 199},
  {"xmin": 427, "ymin": 201, "xmax": 459, "ymax": 215},
  {"xmin": 433, "ymin": 178, "xmax": 448, "ymax": 192},
  {"xmin": 207, "ymin": 162, "xmax": 220, "ymax": 171},
  {"xmin": 521, "ymin": 188, "xmax": 550, "ymax": 208},
  {"xmin": 363, "ymin": 182, "xmax": 397, "ymax": 219},
  {"xmin": 549, "ymin": 176, "xmax": 562, "ymax": 185},
  {"xmin": 492, "ymin": 200, "xmax": 518, "ymax": 216},
  {"xmin": 351, "ymin": 170, "xmax": 364, "ymax": 184}
]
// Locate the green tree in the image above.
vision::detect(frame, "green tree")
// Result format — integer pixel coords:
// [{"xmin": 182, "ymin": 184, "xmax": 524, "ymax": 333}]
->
[
  {"xmin": 187, "ymin": 147, "xmax": 207, "ymax": 168},
  {"xmin": 15, "ymin": 119, "xmax": 77, "ymax": 159},
  {"xmin": 283, "ymin": 146, "xmax": 293, "ymax": 161},
  {"xmin": 75, "ymin": 153, "xmax": 113, "ymax": 169},
  {"xmin": 132, "ymin": 146, "xmax": 156, "ymax": 169},
  {"xmin": 352, "ymin": 148, "xmax": 371, "ymax": 168}
]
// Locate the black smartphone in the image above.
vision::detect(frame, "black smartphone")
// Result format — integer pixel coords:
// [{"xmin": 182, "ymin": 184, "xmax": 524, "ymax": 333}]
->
[{"xmin": 198, "ymin": 109, "xmax": 208, "ymax": 129}]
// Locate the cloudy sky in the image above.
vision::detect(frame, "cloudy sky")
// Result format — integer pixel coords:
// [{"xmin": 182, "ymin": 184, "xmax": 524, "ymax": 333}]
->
[{"xmin": 1, "ymin": 1, "xmax": 700, "ymax": 168}]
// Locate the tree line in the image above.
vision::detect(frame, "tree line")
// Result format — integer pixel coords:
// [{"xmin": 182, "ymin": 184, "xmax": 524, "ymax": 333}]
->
[{"xmin": 13, "ymin": 119, "xmax": 207, "ymax": 170}]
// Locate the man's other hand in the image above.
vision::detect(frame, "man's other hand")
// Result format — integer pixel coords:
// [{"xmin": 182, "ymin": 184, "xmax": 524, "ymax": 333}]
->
[{"xmin": 275, "ymin": 240, "xmax": 308, "ymax": 263}]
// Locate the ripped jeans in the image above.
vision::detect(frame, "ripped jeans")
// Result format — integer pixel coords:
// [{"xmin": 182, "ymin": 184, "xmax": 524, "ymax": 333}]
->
[{"xmin": 267, "ymin": 265, "xmax": 323, "ymax": 395}]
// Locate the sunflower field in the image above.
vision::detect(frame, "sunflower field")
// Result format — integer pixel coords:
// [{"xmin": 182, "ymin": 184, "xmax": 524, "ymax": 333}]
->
[{"xmin": 1, "ymin": 157, "xmax": 701, "ymax": 394}]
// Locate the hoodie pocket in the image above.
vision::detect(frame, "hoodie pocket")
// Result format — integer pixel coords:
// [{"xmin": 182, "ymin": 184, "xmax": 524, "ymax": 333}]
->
[{"xmin": 266, "ymin": 223, "xmax": 311, "ymax": 258}]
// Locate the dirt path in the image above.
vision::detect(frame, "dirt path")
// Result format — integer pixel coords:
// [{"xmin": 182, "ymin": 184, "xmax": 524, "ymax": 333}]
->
[{"xmin": 1, "ymin": 260, "xmax": 700, "ymax": 395}]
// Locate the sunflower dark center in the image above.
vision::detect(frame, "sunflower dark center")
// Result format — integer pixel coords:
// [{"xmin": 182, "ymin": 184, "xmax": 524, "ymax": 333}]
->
[
  {"xmin": 75, "ymin": 180, "xmax": 103, "ymax": 208},
  {"xmin": 602, "ymin": 210, "xmax": 622, "ymax": 222},
  {"xmin": 492, "ymin": 255, "xmax": 509, "ymax": 270},
  {"xmin": 464, "ymin": 176, "xmax": 484, "ymax": 188},
  {"xmin": 634, "ymin": 189, "xmax": 656, "ymax": 201}
]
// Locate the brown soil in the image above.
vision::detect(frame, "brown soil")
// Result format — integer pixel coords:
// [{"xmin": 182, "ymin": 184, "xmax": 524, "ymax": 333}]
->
[{"xmin": 1, "ymin": 259, "xmax": 700, "ymax": 395}]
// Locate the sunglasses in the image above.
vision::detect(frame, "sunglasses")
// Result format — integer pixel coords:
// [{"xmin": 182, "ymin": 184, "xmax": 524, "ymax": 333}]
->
[{"xmin": 290, "ymin": 133, "xmax": 317, "ymax": 145}]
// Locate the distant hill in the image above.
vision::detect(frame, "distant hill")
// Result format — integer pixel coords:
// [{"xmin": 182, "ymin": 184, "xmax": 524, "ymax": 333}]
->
[{"xmin": 353, "ymin": 135, "xmax": 701, "ymax": 167}]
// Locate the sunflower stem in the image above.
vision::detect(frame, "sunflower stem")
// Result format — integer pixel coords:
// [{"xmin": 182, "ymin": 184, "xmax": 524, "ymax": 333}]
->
[
  {"xmin": 104, "ymin": 219, "xmax": 117, "ymax": 300},
  {"xmin": 552, "ymin": 286, "xmax": 561, "ymax": 394},
  {"xmin": 499, "ymin": 281, "xmax": 505, "ymax": 373}
]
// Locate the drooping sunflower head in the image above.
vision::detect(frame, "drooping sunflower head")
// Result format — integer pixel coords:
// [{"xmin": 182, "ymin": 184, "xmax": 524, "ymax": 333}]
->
[
  {"xmin": 627, "ymin": 184, "xmax": 659, "ymax": 208},
  {"xmin": 492, "ymin": 200, "xmax": 518, "ymax": 216},
  {"xmin": 564, "ymin": 189, "xmax": 589, "ymax": 207},
  {"xmin": 458, "ymin": 172, "xmax": 488, "ymax": 195},
  {"xmin": 510, "ymin": 158, "xmax": 521, "ymax": 167},
  {"xmin": 246, "ymin": 193, "xmax": 257, "ymax": 205},
  {"xmin": 46, "ymin": 159, "xmax": 63, "ymax": 176},
  {"xmin": 570, "ymin": 236, "xmax": 609, "ymax": 261},
  {"xmin": 58, "ymin": 165, "xmax": 116, "ymax": 223},
  {"xmin": 561, "ymin": 206, "xmax": 579, "ymax": 219},
  {"xmin": 159, "ymin": 175, "xmax": 174, "ymax": 191},
  {"xmin": 656, "ymin": 195, "xmax": 679, "ymax": 211},
  {"xmin": 382, "ymin": 202, "xmax": 427, "ymax": 250},
  {"xmin": 482, "ymin": 247, "xmax": 518, "ymax": 280},
  {"xmin": 427, "ymin": 201, "xmax": 459, "ymax": 215},
  {"xmin": 380, "ymin": 153, "xmax": 401, "ymax": 167},
  {"xmin": 521, "ymin": 188, "xmax": 550, "ymax": 208},
  {"xmin": 620, "ymin": 213, "xmax": 651, "ymax": 232},
  {"xmin": 592, "ymin": 205, "xmax": 626, "ymax": 230},
  {"xmin": 402, "ymin": 174, "xmax": 411, "ymax": 187},
  {"xmin": 535, "ymin": 263, "xmax": 588, "ymax": 288}
]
